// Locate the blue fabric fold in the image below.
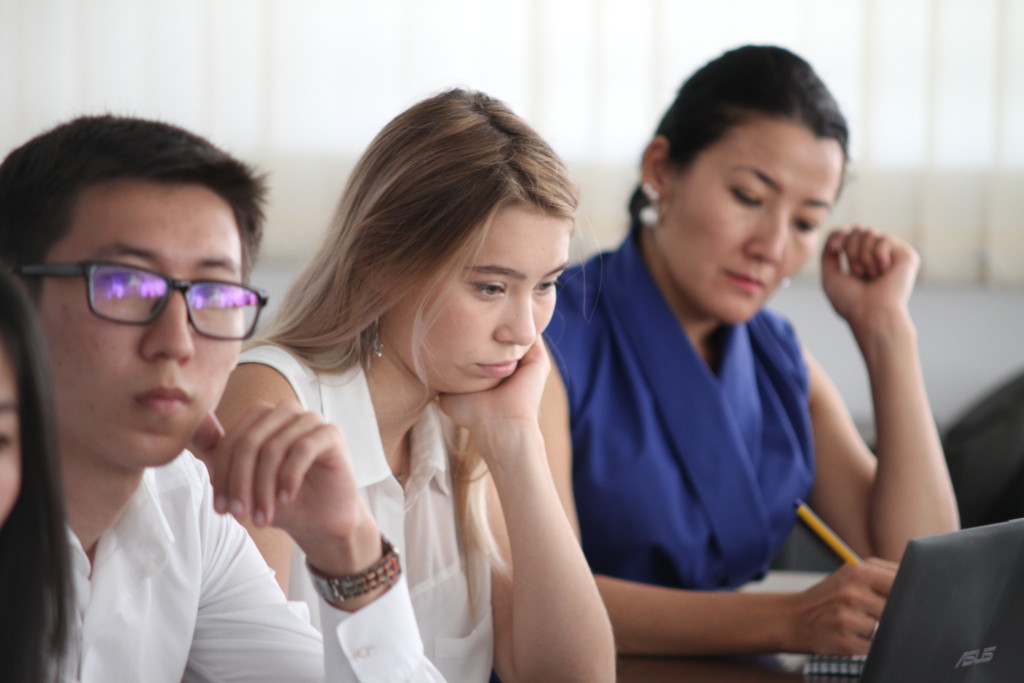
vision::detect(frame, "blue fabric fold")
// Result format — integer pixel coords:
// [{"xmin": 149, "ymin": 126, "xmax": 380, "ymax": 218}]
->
[{"xmin": 546, "ymin": 235, "xmax": 814, "ymax": 589}]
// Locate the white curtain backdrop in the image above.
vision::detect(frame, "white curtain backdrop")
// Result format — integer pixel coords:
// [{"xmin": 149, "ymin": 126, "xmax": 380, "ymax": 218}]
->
[{"xmin": 2, "ymin": 0, "xmax": 1022, "ymax": 284}]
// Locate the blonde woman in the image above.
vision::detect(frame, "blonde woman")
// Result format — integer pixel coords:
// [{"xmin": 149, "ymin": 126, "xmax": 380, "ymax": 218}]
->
[{"xmin": 216, "ymin": 89, "xmax": 615, "ymax": 682}]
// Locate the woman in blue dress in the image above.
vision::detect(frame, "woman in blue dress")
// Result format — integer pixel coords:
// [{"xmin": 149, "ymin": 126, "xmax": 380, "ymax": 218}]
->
[{"xmin": 541, "ymin": 45, "xmax": 959, "ymax": 655}]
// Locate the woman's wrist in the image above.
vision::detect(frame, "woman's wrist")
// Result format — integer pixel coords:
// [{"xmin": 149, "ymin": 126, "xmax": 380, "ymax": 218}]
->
[
  {"xmin": 849, "ymin": 306, "xmax": 917, "ymax": 362},
  {"xmin": 475, "ymin": 422, "xmax": 546, "ymax": 474},
  {"xmin": 774, "ymin": 590, "xmax": 808, "ymax": 653}
]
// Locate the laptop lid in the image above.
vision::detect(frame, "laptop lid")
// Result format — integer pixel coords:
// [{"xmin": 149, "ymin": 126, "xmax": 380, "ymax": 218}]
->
[{"xmin": 860, "ymin": 518, "xmax": 1024, "ymax": 683}]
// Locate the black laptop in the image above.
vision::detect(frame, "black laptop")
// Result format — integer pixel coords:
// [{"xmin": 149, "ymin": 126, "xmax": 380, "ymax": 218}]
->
[{"xmin": 855, "ymin": 518, "xmax": 1024, "ymax": 682}]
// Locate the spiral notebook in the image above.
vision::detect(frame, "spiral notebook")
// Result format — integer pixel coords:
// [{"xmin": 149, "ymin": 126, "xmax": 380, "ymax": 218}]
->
[
  {"xmin": 803, "ymin": 653, "xmax": 866, "ymax": 677},
  {"xmin": 804, "ymin": 518, "xmax": 1024, "ymax": 682}
]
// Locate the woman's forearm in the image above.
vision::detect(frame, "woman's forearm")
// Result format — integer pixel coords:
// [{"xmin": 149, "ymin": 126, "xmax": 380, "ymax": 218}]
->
[
  {"xmin": 484, "ymin": 425, "xmax": 615, "ymax": 682},
  {"xmin": 853, "ymin": 309, "xmax": 960, "ymax": 557},
  {"xmin": 598, "ymin": 575, "xmax": 795, "ymax": 655}
]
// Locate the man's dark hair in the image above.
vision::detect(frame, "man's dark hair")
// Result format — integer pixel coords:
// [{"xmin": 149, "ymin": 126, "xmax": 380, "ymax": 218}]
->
[{"xmin": 0, "ymin": 115, "xmax": 267, "ymax": 281}]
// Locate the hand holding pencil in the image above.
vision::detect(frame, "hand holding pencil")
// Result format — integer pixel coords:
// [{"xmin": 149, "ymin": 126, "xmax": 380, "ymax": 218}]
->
[{"xmin": 787, "ymin": 499, "xmax": 897, "ymax": 654}]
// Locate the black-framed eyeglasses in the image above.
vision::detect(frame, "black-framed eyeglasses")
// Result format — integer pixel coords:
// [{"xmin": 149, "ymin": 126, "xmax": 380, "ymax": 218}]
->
[{"xmin": 13, "ymin": 261, "xmax": 269, "ymax": 340}]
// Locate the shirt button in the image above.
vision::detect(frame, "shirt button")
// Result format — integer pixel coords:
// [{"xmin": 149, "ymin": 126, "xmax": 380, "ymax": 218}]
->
[{"xmin": 355, "ymin": 646, "xmax": 371, "ymax": 660}]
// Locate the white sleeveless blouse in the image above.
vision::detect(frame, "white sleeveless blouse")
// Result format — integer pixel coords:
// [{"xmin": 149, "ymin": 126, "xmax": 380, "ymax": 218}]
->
[{"xmin": 239, "ymin": 345, "xmax": 494, "ymax": 682}]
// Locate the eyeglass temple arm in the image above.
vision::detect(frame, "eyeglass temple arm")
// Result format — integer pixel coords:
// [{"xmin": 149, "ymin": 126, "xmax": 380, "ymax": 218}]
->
[{"xmin": 12, "ymin": 263, "xmax": 87, "ymax": 277}]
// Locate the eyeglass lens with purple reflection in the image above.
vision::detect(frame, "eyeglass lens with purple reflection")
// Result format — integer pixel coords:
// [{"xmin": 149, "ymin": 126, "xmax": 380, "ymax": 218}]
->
[{"xmin": 13, "ymin": 261, "xmax": 268, "ymax": 340}]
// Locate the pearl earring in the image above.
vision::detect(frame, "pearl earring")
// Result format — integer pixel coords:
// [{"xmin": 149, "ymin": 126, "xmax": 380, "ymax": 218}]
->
[{"xmin": 640, "ymin": 183, "xmax": 660, "ymax": 229}]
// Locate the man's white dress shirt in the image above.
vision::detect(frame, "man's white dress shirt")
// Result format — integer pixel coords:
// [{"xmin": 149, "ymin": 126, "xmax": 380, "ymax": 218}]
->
[{"xmin": 68, "ymin": 451, "xmax": 434, "ymax": 682}]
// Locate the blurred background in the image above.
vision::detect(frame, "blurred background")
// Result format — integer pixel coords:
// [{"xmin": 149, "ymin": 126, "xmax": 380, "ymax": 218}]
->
[{"xmin": 2, "ymin": 0, "xmax": 1023, "ymax": 435}]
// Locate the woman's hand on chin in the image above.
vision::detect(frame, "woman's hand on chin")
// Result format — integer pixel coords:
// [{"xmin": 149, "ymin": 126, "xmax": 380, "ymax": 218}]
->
[{"xmin": 438, "ymin": 342, "xmax": 549, "ymax": 448}]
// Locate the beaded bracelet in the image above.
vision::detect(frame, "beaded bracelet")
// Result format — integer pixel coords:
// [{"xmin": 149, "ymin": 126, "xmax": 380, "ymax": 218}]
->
[{"xmin": 306, "ymin": 534, "xmax": 401, "ymax": 605}]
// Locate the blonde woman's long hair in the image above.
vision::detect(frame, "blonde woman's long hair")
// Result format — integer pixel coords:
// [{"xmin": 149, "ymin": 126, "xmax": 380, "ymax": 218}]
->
[{"xmin": 256, "ymin": 88, "xmax": 577, "ymax": 583}]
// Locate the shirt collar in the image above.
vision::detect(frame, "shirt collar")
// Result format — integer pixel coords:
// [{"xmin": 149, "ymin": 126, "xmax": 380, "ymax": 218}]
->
[
  {"xmin": 67, "ymin": 468, "xmax": 176, "ymax": 583},
  {"xmin": 320, "ymin": 367, "xmax": 450, "ymax": 496},
  {"xmin": 319, "ymin": 366, "xmax": 451, "ymax": 496},
  {"xmin": 405, "ymin": 402, "xmax": 452, "ymax": 497},
  {"xmin": 106, "ymin": 467, "xmax": 176, "ymax": 578}
]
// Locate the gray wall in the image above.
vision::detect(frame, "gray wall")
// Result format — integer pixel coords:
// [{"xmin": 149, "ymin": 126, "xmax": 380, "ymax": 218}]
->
[{"xmin": 770, "ymin": 281, "xmax": 1024, "ymax": 436}]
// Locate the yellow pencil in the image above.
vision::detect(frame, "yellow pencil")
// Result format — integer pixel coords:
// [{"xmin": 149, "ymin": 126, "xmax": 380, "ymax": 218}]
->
[{"xmin": 794, "ymin": 499, "xmax": 862, "ymax": 565}]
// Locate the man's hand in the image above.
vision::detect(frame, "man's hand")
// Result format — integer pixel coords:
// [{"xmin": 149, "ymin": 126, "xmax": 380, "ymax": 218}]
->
[{"xmin": 191, "ymin": 401, "xmax": 382, "ymax": 579}]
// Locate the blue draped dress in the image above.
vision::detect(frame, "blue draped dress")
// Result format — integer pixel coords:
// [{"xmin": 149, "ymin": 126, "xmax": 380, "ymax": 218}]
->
[{"xmin": 545, "ymin": 234, "xmax": 815, "ymax": 590}]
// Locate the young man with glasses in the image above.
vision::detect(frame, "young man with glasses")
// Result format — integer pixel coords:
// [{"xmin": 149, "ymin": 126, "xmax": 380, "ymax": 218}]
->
[{"xmin": 0, "ymin": 116, "xmax": 429, "ymax": 681}]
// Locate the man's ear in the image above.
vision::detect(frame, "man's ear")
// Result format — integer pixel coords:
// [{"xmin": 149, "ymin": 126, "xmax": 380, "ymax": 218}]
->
[{"xmin": 640, "ymin": 135, "xmax": 674, "ymax": 197}]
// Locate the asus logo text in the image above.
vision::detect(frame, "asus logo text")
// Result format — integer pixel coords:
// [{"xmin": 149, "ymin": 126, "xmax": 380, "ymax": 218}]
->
[{"xmin": 954, "ymin": 646, "xmax": 996, "ymax": 669}]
